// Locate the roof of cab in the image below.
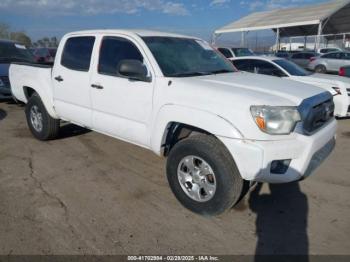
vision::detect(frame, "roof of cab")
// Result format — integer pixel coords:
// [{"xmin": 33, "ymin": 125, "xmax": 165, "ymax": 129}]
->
[{"xmin": 65, "ymin": 29, "xmax": 198, "ymax": 39}]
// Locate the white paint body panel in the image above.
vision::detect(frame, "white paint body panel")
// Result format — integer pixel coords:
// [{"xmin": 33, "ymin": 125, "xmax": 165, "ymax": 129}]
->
[
  {"xmin": 9, "ymin": 30, "xmax": 337, "ymax": 183},
  {"xmin": 232, "ymin": 56, "xmax": 350, "ymax": 117}
]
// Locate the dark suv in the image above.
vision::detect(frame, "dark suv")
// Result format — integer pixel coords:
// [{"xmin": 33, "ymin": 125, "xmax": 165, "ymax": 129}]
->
[{"xmin": 0, "ymin": 39, "xmax": 35, "ymax": 99}]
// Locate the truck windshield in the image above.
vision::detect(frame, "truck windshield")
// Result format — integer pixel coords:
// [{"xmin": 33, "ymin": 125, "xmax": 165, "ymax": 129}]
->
[
  {"xmin": 273, "ymin": 59, "xmax": 312, "ymax": 76},
  {"xmin": 0, "ymin": 42, "xmax": 35, "ymax": 63},
  {"xmin": 142, "ymin": 37, "xmax": 235, "ymax": 77}
]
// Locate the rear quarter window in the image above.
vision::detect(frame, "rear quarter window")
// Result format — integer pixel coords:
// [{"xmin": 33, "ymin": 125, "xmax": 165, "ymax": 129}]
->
[{"xmin": 61, "ymin": 36, "xmax": 95, "ymax": 71}]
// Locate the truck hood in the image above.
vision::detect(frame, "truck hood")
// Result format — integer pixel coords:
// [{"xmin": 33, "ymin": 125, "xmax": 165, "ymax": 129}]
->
[
  {"xmin": 0, "ymin": 63, "xmax": 10, "ymax": 77},
  {"xmin": 173, "ymin": 71, "xmax": 325, "ymax": 106},
  {"xmin": 164, "ymin": 71, "xmax": 328, "ymax": 141}
]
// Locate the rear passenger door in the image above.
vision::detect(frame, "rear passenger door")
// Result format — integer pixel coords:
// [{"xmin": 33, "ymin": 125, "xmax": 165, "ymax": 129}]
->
[
  {"xmin": 90, "ymin": 36, "xmax": 154, "ymax": 147},
  {"xmin": 52, "ymin": 36, "xmax": 95, "ymax": 127}
]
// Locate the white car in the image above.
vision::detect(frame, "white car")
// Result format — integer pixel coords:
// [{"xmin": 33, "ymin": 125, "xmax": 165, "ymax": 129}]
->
[
  {"xmin": 231, "ymin": 56, "xmax": 350, "ymax": 117},
  {"xmin": 9, "ymin": 30, "xmax": 336, "ymax": 216}
]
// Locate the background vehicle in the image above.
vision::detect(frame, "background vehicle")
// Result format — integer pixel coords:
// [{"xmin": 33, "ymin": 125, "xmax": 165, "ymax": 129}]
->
[
  {"xmin": 0, "ymin": 39, "xmax": 35, "ymax": 99},
  {"xmin": 339, "ymin": 65, "xmax": 350, "ymax": 77},
  {"xmin": 317, "ymin": 47, "xmax": 343, "ymax": 54},
  {"xmin": 289, "ymin": 52, "xmax": 318, "ymax": 68},
  {"xmin": 217, "ymin": 47, "xmax": 255, "ymax": 59},
  {"xmin": 274, "ymin": 51, "xmax": 290, "ymax": 58},
  {"xmin": 31, "ymin": 48, "xmax": 57, "ymax": 64},
  {"xmin": 9, "ymin": 30, "xmax": 336, "ymax": 216},
  {"xmin": 308, "ymin": 51, "xmax": 350, "ymax": 73},
  {"xmin": 232, "ymin": 56, "xmax": 350, "ymax": 117}
]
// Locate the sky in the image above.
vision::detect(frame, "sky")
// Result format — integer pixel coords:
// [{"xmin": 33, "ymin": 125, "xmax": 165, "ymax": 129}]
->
[{"xmin": 0, "ymin": 0, "xmax": 330, "ymax": 42}]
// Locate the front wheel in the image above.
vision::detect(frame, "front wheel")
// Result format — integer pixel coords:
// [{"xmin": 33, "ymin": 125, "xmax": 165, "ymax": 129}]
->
[
  {"xmin": 25, "ymin": 93, "xmax": 60, "ymax": 141},
  {"xmin": 166, "ymin": 134, "xmax": 245, "ymax": 216},
  {"xmin": 315, "ymin": 65, "xmax": 327, "ymax": 73}
]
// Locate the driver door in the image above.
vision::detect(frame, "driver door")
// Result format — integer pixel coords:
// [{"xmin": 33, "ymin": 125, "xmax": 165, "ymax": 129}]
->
[{"xmin": 90, "ymin": 36, "xmax": 154, "ymax": 147}]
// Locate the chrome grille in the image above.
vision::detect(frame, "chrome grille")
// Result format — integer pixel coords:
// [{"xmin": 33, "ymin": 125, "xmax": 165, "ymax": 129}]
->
[{"xmin": 298, "ymin": 92, "xmax": 334, "ymax": 135}]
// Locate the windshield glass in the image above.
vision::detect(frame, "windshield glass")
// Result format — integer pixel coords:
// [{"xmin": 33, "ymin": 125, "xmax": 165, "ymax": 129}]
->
[
  {"xmin": 142, "ymin": 37, "xmax": 235, "ymax": 77},
  {"xmin": 0, "ymin": 42, "xmax": 35, "ymax": 63},
  {"xmin": 273, "ymin": 59, "xmax": 312, "ymax": 76},
  {"xmin": 232, "ymin": 48, "xmax": 254, "ymax": 57}
]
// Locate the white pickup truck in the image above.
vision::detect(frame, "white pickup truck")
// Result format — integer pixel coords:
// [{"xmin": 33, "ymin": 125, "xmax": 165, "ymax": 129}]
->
[{"xmin": 10, "ymin": 30, "xmax": 337, "ymax": 216}]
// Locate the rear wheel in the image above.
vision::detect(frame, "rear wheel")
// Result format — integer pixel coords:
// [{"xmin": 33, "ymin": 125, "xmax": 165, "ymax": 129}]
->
[
  {"xmin": 166, "ymin": 134, "xmax": 245, "ymax": 216},
  {"xmin": 315, "ymin": 65, "xmax": 326, "ymax": 73},
  {"xmin": 25, "ymin": 93, "xmax": 60, "ymax": 141}
]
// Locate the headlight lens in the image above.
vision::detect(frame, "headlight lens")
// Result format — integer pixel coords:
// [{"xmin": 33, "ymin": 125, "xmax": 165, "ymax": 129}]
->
[{"xmin": 250, "ymin": 106, "xmax": 301, "ymax": 135}]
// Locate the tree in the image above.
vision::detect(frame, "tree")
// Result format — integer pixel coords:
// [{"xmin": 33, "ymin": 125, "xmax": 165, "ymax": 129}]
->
[
  {"xmin": 0, "ymin": 23, "xmax": 10, "ymax": 39},
  {"xmin": 33, "ymin": 37, "xmax": 60, "ymax": 48},
  {"xmin": 10, "ymin": 31, "xmax": 32, "ymax": 47},
  {"xmin": 0, "ymin": 22, "xmax": 32, "ymax": 47}
]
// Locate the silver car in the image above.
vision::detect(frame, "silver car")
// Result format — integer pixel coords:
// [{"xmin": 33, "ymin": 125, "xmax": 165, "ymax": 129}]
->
[
  {"xmin": 289, "ymin": 52, "xmax": 318, "ymax": 69},
  {"xmin": 308, "ymin": 51, "xmax": 350, "ymax": 73}
]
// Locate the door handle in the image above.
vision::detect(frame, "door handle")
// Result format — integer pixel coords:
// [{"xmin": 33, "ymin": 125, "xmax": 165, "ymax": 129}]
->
[
  {"xmin": 91, "ymin": 84, "xmax": 104, "ymax": 90},
  {"xmin": 54, "ymin": 76, "xmax": 64, "ymax": 82}
]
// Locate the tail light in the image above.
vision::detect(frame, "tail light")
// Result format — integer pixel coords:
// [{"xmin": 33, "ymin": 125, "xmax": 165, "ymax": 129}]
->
[
  {"xmin": 339, "ymin": 67, "xmax": 345, "ymax": 76},
  {"xmin": 309, "ymin": 57, "xmax": 316, "ymax": 62}
]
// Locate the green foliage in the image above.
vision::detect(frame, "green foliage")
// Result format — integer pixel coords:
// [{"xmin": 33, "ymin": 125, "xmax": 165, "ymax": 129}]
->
[
  {"xmin": 33, "ymin": 36, "xmax": 59, "ymax": 48},
  {"xmin": 0, "ymin": 21, "xmax": 59, "ymax": 48},
  {"xmin": 0, "ymin": 22, "xmax": 32, "ymax": 47}
]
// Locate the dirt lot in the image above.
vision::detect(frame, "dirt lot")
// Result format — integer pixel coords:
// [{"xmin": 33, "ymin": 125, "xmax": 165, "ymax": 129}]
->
[{"xmin": 0, "ymin": 99, "xmax": 349, "ymax": 256}]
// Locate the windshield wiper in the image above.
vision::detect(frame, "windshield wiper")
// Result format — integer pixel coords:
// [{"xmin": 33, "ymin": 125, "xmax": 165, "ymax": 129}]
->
[
  {"xmin": 168, "ymin": 72, "xmax": 208, "ymax": 77},
  {"xmin": 207, "ymin": 69, "xmax": 234, "ymax": 75}
]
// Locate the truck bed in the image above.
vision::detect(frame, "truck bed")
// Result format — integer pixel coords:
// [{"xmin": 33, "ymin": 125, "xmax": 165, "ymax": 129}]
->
[{"xmin": 9, "ymin": 62, "xmax": 53, "ymax": 103}]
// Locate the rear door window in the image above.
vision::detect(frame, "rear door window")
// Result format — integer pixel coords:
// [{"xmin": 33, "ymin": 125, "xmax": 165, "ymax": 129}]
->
[
  {"xmin": 232, "ymin": 59, "xmax": 253, "ymax": 72},
  {"xmin": 218, "ymin": 48, "xmax": 233, "ymax": 58},
  {"xmin": 61, "ymin": 36, "xmax": 95, "ymax": 71}
]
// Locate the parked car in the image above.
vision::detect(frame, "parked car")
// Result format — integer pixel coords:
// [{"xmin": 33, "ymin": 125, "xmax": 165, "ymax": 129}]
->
[
  {"xmin": 32, "ymin": 48, "xmax": 57, "ymax": 63},
  {"xmin": 275, "ymin": 51, "xmax": 290, "ymax": 58},
  {"xmin": 217, "ymin": 47, "xmax": 255, "ymax": 59},
  {"xmin": 231, "ymin": 56, "xmax": 350, "ymax": 117},
  {"xmin": 339, "ymin": 65, "xmax": 350, "ymax": 77},
  {"xmin": 308, "ymin": 51, "xmax": 350, "ymax": 73},
  {"xmin": 289, "ymin": 52, "xmax": 319, "ymax": 68},
  {"xmin": 10, "ymin": 30, "xmax": 336, "ymax": 216},
  {"xmin": 0, "ymin": 39, "xmax": 35, "ymax": 99},
  {"xmin": 317, "ymin": 47, "xmax": 343, "ymax": 54}
]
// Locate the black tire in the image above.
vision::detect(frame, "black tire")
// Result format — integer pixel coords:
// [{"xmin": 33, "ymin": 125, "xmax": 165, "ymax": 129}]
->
[
  {"xmin": 166, "ymin": 134, "xmax": 245, "ymax": 216},
  {"xmin": 315, "ymin": 65, "xmax": 326, "ymax": 73},
  {"xmin": 25, "ymin": 93, "xmax": 60, "ymax": 141}
]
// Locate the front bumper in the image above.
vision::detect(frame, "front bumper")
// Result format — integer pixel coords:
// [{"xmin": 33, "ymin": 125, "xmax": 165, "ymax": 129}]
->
[{"xmin": 219, "ymin": 119, "xmax": 337, "ymax": 183}]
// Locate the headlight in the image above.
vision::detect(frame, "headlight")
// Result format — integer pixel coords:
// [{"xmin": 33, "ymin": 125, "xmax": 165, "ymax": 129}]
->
[{"xmin": 250, "ymin": 106, "xmax": 301, "ymax": 135}]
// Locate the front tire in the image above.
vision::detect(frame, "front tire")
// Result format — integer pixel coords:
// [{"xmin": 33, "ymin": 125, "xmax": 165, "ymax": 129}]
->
[
  {"xmin": 166, "ymin": 134, "xmax": 245, "ymax": 216},
  {"xmin": 25, "ymin": 93, "xmax": 60, "ymax": 141},
  {"xmin": 315, "ymin": 65, "xmax": 326, "ymax": 73}
]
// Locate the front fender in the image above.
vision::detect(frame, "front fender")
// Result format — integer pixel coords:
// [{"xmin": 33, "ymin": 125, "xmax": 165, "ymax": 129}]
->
[{"xmin": 150, "ymin": 104, "xmax": 244, "ymax": 155}]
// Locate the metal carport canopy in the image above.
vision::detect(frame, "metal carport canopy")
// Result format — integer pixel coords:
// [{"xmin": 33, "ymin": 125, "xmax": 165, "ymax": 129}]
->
[{"xmin": 214, "ymin": 0, "xmax": 350, "ymax": 37}]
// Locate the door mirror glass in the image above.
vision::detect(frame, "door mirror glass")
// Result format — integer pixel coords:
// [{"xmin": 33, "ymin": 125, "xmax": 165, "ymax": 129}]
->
[{"xmin": 117, "ymin": 60, "xmax": 151, "ymax": 82}]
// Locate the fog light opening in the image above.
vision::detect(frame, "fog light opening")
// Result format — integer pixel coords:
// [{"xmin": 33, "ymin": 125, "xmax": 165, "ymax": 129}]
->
[{"xmin": 270, "ymin": 159, "xmax": 291, "ymax": 174}]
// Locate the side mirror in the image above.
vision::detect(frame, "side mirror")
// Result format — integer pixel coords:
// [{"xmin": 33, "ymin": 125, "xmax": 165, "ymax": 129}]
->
[{"xmin": 117, "ymin": 60, "xmax": 151, "ymax": 82}]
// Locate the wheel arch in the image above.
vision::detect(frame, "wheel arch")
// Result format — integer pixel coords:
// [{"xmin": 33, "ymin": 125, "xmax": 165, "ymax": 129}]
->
[
  {"xmin": 150, "ymin": 104, "xmax": 244, "ymax": 156},
  {"xmin": 23, "ymin": 86, "xmax": 59, "ymax": 119}
]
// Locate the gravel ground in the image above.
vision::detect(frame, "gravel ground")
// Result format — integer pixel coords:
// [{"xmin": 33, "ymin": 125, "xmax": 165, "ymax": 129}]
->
[{"xmin": 0, "ymin": 99, "xmax": 349, "ymax": 256}]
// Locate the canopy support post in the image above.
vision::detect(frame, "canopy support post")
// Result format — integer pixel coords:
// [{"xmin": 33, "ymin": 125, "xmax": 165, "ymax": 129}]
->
[
  {"xmin": 316, "ymin": 22, "xmax": 322, "ymax": 51},
  {"xmin": 241, "ymin": 31, "xmax": 245, "ymax": 47},
  {"xmin": 275, "ymin": 28, "xmax": 280, "ymax": 52}
]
